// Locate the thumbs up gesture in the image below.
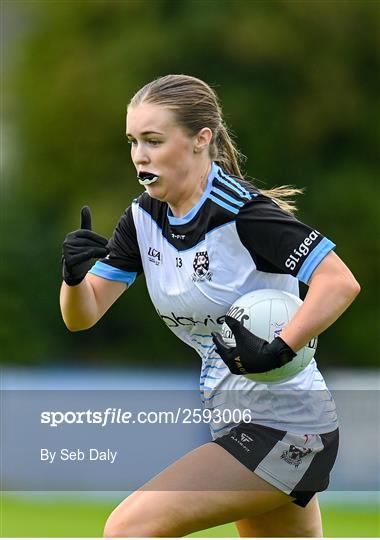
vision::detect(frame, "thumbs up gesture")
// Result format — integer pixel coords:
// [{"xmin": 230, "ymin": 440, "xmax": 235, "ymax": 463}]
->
[{"xmin": 62, "ymin": 206, "xmax": 109, "ymax": 286}]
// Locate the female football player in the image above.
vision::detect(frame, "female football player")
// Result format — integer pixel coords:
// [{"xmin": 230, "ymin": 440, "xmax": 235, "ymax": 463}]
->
[{"xmin": 60, "ymin": 74, "xmax": 360, "ymax": 537}]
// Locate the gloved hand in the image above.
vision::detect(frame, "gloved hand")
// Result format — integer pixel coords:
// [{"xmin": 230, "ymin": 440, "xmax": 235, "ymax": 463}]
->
[
  {"xmin": 211, "ymin": 315, "xmax": 296, "ymax": 375},
  {"xmin": 62, "ymin": 206, "xmax": 109, "ymax": 286}
]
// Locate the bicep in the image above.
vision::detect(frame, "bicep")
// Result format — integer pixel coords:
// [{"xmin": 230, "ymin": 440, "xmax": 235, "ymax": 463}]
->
[
  {"xmin": 308, "ymin": 250, "xmax": 357, "ymax": 285},
  {"xmin": 86, "ymin": 273, "xmax": 127, "ymax": 321}
]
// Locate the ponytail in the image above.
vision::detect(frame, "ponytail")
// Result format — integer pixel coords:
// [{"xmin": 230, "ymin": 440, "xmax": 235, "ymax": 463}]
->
[
  {"xmin": 258, "ymin": 186, "xmax": 304, "ymax": 215},
  {"xmin": 214, "ymin": 123, "xmax": 245, "ymax": 178},
  {"xmin": 214, "ymin": 123, "xmax": 302, "ymax": 215}
]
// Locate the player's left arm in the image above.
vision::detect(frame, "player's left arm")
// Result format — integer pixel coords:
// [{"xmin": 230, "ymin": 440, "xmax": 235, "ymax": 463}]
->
[
  {"xmin": 233, "ymin": 195, "xmax": 361, "ymax": 356},
  {"xmin": 280, "ymin": 251, "xmax": 360, "ymax": 352}
]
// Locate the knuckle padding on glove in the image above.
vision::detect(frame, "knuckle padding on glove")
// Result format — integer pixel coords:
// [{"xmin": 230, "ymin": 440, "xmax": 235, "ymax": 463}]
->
[
  {"xmin": 68, "ymin": 230, "xmax": 108, "ymax": 245},
  {"xmin": 214, "ymin": 315, "xmax": 283, "ymax": 374},
  {"xmin": 62, "ymin": 226, "xmax": 109, "ymax": 285}
]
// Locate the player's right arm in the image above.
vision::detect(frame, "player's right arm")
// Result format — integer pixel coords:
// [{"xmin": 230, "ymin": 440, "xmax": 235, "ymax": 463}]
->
[
  {"xmin": 60, "ymin": 206, "xmax": 140, "ymax": 331},
  {"xmin": 60, "ymin": 275, "xmax": 126, "ymax": 331}
]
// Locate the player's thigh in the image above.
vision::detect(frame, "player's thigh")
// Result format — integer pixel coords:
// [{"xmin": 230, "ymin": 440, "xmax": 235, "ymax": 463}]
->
[
  {"xmin": 104, "ymin": 442, "xmax": 293, "ymax": 537},
  {"xmin": 236, "ymin": 495, "xmax": 323, "ymax": 538}
]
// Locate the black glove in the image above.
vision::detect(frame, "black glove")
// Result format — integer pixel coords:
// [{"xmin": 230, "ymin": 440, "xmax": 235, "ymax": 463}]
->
[
  {"xmin": 211, "ymin": 315, "xmax": 296, "ymax": 375},
  {"xmin": 62, "ymin": 206, "xmax": 109, "ymax": 286}
]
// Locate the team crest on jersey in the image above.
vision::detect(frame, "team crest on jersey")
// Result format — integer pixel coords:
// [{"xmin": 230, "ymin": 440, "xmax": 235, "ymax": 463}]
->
[
  {"xmin": 192, "ymin": 251, "xmax": 212, "ymax": 282},
  {"xmin": 281, "ymin": 445, "xmax": 312, "ymax": 468}
]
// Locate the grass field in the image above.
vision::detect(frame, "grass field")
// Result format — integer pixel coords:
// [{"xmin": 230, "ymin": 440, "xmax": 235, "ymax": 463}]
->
[{"xmin": 1, "ymin": 496, "xmax": 379, "ymax": 537}]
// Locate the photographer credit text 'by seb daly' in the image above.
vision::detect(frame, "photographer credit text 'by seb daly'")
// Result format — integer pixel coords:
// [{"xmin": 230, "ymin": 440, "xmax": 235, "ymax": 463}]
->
[{"xmin": 40, "ymin": 448, "xmax": 118, "ymax": 464}]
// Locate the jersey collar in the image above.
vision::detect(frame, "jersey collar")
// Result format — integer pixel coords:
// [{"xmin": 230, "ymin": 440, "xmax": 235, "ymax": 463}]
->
[{"xmin": 167, "ymin": 162, "xmax": 217, "ymax": 226}]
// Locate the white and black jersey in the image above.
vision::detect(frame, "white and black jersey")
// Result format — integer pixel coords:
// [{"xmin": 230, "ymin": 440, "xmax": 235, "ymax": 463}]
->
[{"xmin": 90, "ymin": 162, "xmax": 338, "ymax": 437}]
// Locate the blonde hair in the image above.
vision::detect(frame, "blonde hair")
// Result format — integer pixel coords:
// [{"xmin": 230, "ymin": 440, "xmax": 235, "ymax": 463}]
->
[{"xmin": 129, "ymin": 74, "xmax": 302, "ymax": 214}]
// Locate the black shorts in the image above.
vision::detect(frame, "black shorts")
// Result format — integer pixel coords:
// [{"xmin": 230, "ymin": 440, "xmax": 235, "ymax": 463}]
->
[{"xmin": 213, "ymin": 422, "xmax": 339, "ymax": 507}]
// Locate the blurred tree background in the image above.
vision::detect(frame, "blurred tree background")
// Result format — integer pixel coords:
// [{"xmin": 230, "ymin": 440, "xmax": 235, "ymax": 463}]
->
[{"xmin": 1, "ymin": 0, "xmax": 378, "ymax": 367}]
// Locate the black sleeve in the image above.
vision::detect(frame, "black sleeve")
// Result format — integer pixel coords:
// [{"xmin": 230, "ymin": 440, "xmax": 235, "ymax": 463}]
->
[
  {"xmin": 236, "ymin": 195, "xmax": 336, "ymax": 283},
  {"xmin": 100, "ymin": 206, "xmax": 143, "ymax": 275}
]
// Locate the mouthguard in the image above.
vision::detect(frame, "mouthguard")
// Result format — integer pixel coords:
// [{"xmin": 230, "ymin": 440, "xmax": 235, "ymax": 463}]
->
[{"xmin": 137, "ymin": 172, "xmax": 160, "ymax": 185}]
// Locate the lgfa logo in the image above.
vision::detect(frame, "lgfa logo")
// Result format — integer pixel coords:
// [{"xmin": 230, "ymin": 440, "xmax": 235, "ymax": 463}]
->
[{"xmin": 148, "ymin": 247, "xmax": 161, "ymax": 265}]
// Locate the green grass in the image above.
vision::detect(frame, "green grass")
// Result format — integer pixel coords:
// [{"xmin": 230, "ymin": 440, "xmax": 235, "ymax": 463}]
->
[{"xmin": 1, "ymin": 496, "xmax": 379, "ymax": 537}]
